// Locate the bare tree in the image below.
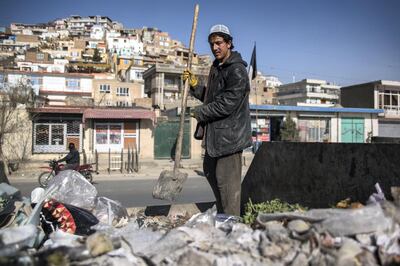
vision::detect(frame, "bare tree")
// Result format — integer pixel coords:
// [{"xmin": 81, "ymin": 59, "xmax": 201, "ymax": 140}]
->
[{"xmin": 0, "ymin": 81, "xmax": 35, "ymax": 184}]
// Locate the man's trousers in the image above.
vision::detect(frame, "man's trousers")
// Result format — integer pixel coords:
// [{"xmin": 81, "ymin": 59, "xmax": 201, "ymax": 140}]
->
[{"xmin": 203, "ymin": 151, "xmax": 242, "ymax": 216}]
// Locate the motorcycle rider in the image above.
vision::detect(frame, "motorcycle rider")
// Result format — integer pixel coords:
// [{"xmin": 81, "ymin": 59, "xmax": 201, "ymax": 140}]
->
[{"xmin": 57, "ymin": 143, "xmax": 80, "ymax": 170}]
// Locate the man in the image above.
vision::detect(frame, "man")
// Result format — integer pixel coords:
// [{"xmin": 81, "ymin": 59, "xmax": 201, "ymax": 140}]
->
[
  {"xmin": 184, "ymin": 24, "xmax": 252, "ymax": 216},
  {"xmin": 58, "ymin": 143, "xmax": 80, "ymax": 170}
]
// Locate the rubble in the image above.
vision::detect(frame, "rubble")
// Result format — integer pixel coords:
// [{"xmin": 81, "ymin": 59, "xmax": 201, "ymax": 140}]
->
[{"xmin": 1, "ymin": 174, "xmax": 400, "ymax": 265}]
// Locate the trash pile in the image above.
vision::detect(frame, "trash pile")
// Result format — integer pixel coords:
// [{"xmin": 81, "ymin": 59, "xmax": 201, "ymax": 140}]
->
[{"xmin": 1, "ymin": 172, "xmax": 400, "ymax": 265}]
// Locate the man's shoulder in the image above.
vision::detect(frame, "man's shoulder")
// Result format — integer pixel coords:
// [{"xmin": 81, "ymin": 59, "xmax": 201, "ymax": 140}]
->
[{"xmin": 225, "ymin": 61, "xmax": 247, "ymax": 78}]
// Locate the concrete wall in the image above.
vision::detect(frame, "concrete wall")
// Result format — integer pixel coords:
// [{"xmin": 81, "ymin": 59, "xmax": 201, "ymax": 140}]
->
[
  {"xmin": 241, "ymin": 142, "xmax": 400, "ymax": 210},
  {"xmin": 139, "ymin": 119, "xmax": 154, "ymax": 159},
  {"xmin": 3, "ymin": 108, "xmax": 32, "ymax": 161}
]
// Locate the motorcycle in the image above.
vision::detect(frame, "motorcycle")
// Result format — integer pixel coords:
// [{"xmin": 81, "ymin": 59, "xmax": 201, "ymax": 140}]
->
[{"xmin": 38, "ymin": 159, "xmax": 94, "ymax": 187}]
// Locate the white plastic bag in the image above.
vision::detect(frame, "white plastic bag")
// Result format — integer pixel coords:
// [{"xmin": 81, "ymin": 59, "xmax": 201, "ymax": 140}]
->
[
  {"xmin": 46, "ymin": 170, "xmax": 98, "ymax": 210},
  {"xmin": 92, "ymin": 196, "xmax": 128, "ymax": 226}
]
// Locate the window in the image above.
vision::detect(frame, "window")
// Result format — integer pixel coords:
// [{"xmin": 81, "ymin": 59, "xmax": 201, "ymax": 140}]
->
[
  {"xmin": 116, "ymin": 101, "xmax": 129, "ymax": 107},
  {"xmin": 36, "ymin": 53, "xmax": 45, "ymax": 60},
  {"xmin": 35, "ymin": 125, "xmax": 49, "ymax": 145},
  {"xmin": 30, "ymin": 76, "xmax": 43, "ymax": 86},
  {"xmin": 65, "ymin": 79, "xmax": 80, "ymax": 90},
  {"xmin": 298, "ymin": 118, "xmax": 330, "ymax": 142},
  {"xmin": 99, "ymin": 84, "xmax": 110, "ymax": 93},
  {"xmin": 95, "ymin": 125, "xmax": 108, "ymax": 144},
  {"xmin": 0, "ymin": 73, "xmax": 5, "ymax": 89},
  {"xmin": 51, "ymin": 125, "xmax": 64, "ymax": 145},
  {"xmin": 124, "ymin": 59, "xmax": 130, "ymax": 65},
  {"xmin": 109, "ymin": 125, "xmax": 121, "ymax": 144},
  {"xmin": 95, "ymin": 123, "xmax": 123, "ymax": 150},
  {"xmin": 379, "ymin": 89, "xmax": 400, "ymax": 113},
  {"xmin": 116, "ymin": 87, "xmax": 129, "ymax": 96},
  {"xmin": 67, "ymin": 120, "xmax": 80, "ymax": 134}
]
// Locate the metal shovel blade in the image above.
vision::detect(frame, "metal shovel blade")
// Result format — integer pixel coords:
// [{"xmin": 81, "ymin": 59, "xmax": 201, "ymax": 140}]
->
[{"xmin": 152, "ymin": 169, "xmax": 188, "ymax": 201}]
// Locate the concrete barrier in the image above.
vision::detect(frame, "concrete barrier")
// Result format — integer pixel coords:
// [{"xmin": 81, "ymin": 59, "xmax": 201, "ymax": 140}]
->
[{"xmin": 241, "ymin": 142, "xmax": 400, "ymax": 210}]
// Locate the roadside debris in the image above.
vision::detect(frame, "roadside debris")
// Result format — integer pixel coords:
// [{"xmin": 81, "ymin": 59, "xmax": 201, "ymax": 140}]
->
[{"xmin": 1, "ymin": 174, "xmax": 400, "ymax": 265}]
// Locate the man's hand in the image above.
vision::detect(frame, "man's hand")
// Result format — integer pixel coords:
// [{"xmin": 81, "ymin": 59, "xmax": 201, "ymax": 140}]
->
[
  {"xmin": 182, "ymin": 70, "xmax": 198, "ymax": 87},
  {"xmin": 189, "ymin": 107, "xmax": 201, "ymax": 121},
  {"xmin": 189, "ymin": 108, "xmax": 196, "ymax": 118}
]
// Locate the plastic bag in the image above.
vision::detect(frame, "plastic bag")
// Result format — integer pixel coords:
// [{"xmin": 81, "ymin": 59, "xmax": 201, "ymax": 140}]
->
[
  {"xmin": 0, "ymin": 224, "xmax": 38, "ymax": 256},
  {"xmin": 367, "ymin": 182, "xmax": 386, "ymax": 204},
  {"xmin": 185, "ymin": 206, "xmax": 217, "ymax": 227},
  {"xmin": 92, "ymin": 197, "xmax": 128, "ymax": 226},
  {"xmin": 41, "ymin": 199, "xmax": 99, "ymax": 236},
  {"xmin": 46, "ymin": 170, "xmax": 97, "ymax": 210},
  {"xmin": 30, "ymin": 187, "xmax": 45, "ymax": 204},
  {"xmin": 215, "ymin": 213, "xmax": 242, "ymax": 232},
  {"xmin": 42, "ymin": 229, "xmax": 84, "ymax": 248},
  {"xmin": 0, "ymin": 183, "xmax": 21, "ymax": 201}
]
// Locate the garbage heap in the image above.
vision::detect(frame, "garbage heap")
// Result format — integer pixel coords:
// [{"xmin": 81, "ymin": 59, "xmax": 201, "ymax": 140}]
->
[{"xmin": 1, "ymin": 171, "xmax": 400, "ymax": 266}]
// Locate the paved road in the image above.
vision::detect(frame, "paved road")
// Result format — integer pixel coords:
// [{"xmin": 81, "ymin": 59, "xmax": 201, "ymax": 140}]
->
[{"xmin": 11, "ymin": 176, "xmax": 216, "ymax": 208}]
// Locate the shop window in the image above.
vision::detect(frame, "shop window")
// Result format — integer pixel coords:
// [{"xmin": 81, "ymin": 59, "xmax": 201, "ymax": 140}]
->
[
  {"xmin": 95, "ymin": 123, "xmax": 123, "ymax": 151},
  {"xmin": 110, "ymin": 125, "xmax": 121, "ymax": 144},
  {"xmin": 95, "ymin": 125, "xmax": 108, "ymax": 144},
  {"xmin": 51, "ymin": 125, "xmax": 64, "ymax": 145},
  {"xmin": 35, "ymin": 124, "xmax": 49, "ymax": 145},
  {"xmin": 298, "ymin": 118, "xmax": 330, "ymax": 142},
  {"xmin": 67, "ymin": 120, "xmax": 80, "ymax": 134}
]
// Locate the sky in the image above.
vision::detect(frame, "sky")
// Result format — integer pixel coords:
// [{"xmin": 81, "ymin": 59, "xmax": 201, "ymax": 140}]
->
[{"xmin": 1, "ymin": 0, "xmax": 399, "ymax": 85}]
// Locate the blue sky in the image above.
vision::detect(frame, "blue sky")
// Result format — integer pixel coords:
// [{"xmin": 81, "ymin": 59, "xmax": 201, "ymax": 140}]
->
[{"xmin": 1, "ymin": 0, "xmax": 399, "ymax": 85}]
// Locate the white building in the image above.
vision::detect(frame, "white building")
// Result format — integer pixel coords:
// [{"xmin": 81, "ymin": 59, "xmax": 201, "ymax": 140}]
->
[
  {"xmin": 0, "ymin": 71, "xmax": 94, "ymax": 106},
  {"xmin": 90, "ymin": 25, "xmax": 106, "ymax": 40},
  {"xmin": 16, "ymin": 59, "xmax": 67, "ymax": 73},
  {"xmin": 66, "ymin": 15, "xmax": 114, "ymax": 37},
  {"xmin": 276, "ymin": 79, "xmax": 340, "ymax": 107},
  {"xmin": 106, "ymin": 36, "xmax": 143, "ymax": 58},
  {"xmin": 40, "ymin": 31, "xmax": 60, "ymax": 40},
  {"xmin": 265, "ymin": 75, "xmax": 282, "ymax": 88}
]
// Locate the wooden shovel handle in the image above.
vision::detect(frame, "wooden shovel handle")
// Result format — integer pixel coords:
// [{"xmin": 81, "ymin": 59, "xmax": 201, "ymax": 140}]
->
[{"xmin": 174, "ymin": 4, "xmax": 199, "ymax": 171}]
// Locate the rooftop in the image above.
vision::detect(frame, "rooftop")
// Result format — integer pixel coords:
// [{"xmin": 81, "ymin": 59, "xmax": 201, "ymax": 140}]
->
[{"xmin": 250, "ymin": 104, "xmax": 384, "ymax": 114}]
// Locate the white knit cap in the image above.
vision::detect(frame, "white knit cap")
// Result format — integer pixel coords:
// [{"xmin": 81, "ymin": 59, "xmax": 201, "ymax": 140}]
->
[{"xmin": 209, "ymin": 24, "xmax": 232, "ymax": 38}]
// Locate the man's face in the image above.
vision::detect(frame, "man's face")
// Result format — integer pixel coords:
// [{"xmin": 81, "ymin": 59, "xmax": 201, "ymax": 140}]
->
[{"xmin": 209, "ymin": 35, "xmax": 231, "ymax": 62}]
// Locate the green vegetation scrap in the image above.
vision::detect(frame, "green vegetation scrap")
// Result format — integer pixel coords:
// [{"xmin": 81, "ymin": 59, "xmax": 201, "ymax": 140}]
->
[{"xmin": 243, "ymin": 198, "xmax": 307, "ymax": 225}]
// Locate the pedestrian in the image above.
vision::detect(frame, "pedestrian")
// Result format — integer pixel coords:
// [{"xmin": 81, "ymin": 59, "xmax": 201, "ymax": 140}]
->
[
  {"xmin": 58, "ymin": 143, "xmax": 80, "ymax": 170},
  {"xmin": 183, "ymin": 24, "xmax": 252, "ymax": 216}
]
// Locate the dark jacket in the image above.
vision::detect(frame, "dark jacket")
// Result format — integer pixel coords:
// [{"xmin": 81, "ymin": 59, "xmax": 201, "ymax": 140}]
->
[
  {"xmin": 191, "ymin": 51, "xmax": 252, "ymax": 157},
  {"xmin": 59, "ymin": 149, "xmax": 80, "ymax": 165}
]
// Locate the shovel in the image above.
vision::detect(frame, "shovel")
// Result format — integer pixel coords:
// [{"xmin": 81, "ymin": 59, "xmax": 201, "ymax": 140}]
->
[{"xmin": 152, "ymin": 4, "xmax": 200, "ymax": 201}]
